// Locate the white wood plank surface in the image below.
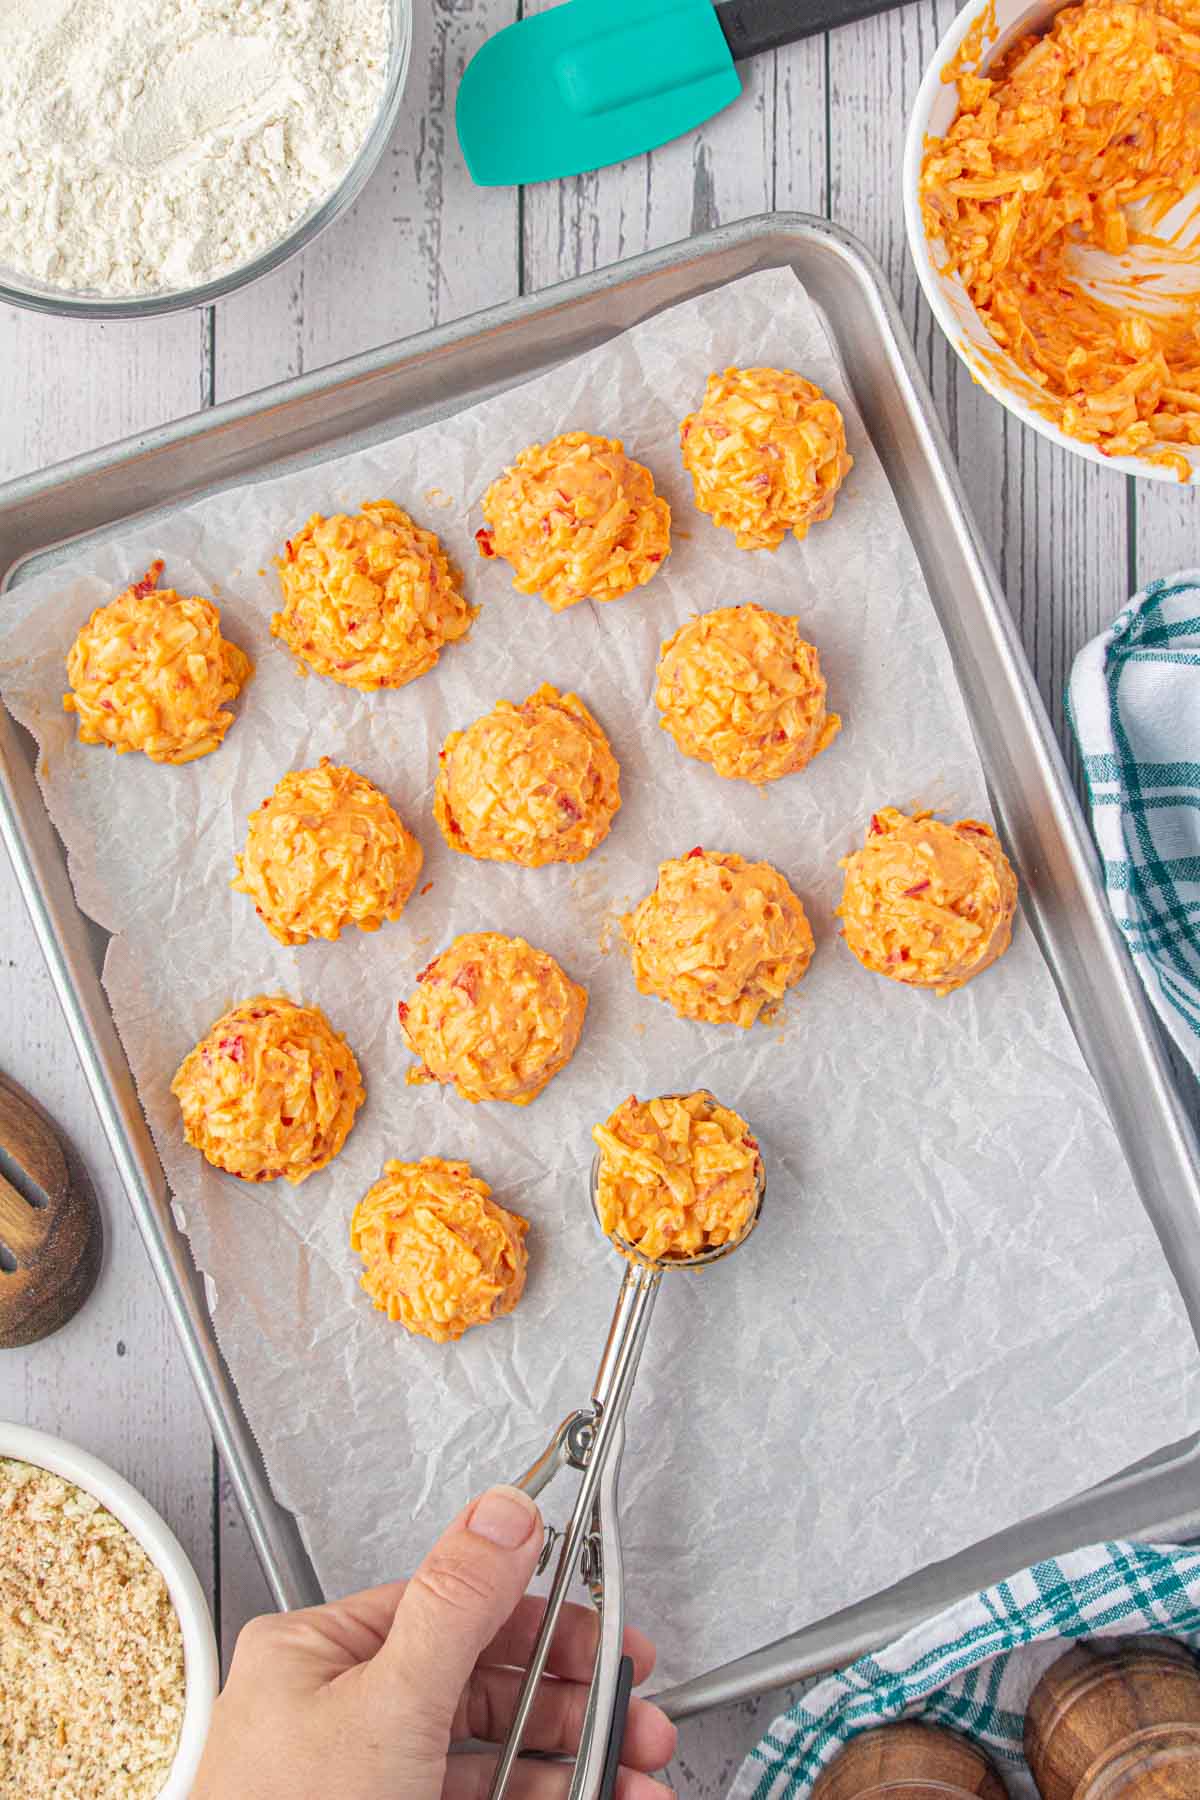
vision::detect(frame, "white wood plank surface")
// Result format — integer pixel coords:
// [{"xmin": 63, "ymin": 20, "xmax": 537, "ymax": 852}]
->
[{"xmin": 1, "ymin": 3, "xmax": 1197, "ymax": 1791}]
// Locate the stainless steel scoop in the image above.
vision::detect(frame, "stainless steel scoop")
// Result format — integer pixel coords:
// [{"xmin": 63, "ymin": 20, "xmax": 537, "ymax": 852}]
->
[{"xmin": 488, "ymin": 1094, "xmax": 766, "ymax": 1800}]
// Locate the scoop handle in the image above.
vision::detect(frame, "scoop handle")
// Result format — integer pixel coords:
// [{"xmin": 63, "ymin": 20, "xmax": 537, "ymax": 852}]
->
[{"xmin": 715, "ymin": 0, "xmax": 912, "ymax": 58}]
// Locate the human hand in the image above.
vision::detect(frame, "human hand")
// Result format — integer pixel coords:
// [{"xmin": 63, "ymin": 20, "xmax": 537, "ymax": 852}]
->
[{"xmin": 193, "ymin": 1483, "xmax": 676, "ymax": 1799}]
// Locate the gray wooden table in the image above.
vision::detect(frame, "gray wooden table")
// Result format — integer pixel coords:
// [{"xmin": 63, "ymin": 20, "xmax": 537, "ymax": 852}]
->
[{"xmin": 1, "ymin": 2, "xmax": 1195, "ymax": 1789}]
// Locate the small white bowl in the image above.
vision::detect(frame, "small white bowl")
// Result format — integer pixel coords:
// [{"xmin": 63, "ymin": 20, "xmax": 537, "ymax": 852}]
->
[
  {"xmin": 0, "ymin": 1422, "xmax": 219, "ymax": 1800},
  {"xmin": 902, "ymin": 0, "xmax": 1200, "ymax": 483}
]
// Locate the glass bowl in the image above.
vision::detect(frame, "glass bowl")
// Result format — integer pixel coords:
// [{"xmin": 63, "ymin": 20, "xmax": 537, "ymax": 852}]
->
[{"xmin": 0, "ymin": 0, "xmax": 412, "ymax": 322}]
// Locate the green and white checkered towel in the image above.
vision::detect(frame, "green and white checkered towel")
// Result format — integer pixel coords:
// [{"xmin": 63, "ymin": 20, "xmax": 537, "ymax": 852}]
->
[
  {"xmin": 1067, "ymin": 572, "xmax": 1200, "ymax": 1074},
  {"xmin": 731, "ymin": 1540, "xmax": 1200, "ymax": 1798}
]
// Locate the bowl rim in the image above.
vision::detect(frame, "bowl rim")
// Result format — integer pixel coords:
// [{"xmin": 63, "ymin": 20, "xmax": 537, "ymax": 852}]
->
[
  {"xmin": 901, "ymin": 0, "xmax": 1198, "ymax": 485},
  {"xmin": 0, "ymin": 1420, "xmax": 219, "ymax": 1800},
  {"xmin": 0, "ymin": 0, "xmax": 412, "ymax": 321}
]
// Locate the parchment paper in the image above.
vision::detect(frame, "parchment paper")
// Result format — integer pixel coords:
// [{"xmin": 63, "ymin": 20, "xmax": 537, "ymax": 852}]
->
[{"xmin": 3, "ymin": 269, "xmax": 1199, "ymax": 1691}]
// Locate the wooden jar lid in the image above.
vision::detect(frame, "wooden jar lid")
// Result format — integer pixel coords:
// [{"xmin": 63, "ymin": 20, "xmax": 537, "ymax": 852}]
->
[
  {"xmin": 1024, "ymin": 1637, "xmax": 1200, "ymax": 1800},
  {"xmin": 810, "ymin": 1722, "xmax": 1007, "ymax": 1799}
]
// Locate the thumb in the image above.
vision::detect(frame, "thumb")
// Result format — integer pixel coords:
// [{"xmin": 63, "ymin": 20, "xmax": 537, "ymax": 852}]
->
[{"xmin": 380, "ymin": 1484, "xmax": 543, "ymax": 1735}]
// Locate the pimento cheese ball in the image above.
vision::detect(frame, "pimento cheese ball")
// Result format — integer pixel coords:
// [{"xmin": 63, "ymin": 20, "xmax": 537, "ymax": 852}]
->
[
  {"xmin": 592, "ymin": 1091, "xmax": 763, "ymax": 1264},
  {"xmin": 171, "ymin": 995, "xmax": 364, "ymax": 1184},
  {"xmin": 680, "ymin": 367, "xmax": 852, "ymax": 551},
  {"xmin": 476, "ymin": 431, "xmax": 670, "ymax": 611},
  {"xmin": 623, "ymin": 849, "xmax": 814, "ymax": 1028},
  {"xmin": 656, "ymin": 603, "xmax": 840, "ymax": 783},
  {"xmin": 351, "ymin": 1157, "xmax": 528, "ymax": 1343},
  {"xmin": 398, "ymin": 931, "xmax": 587, "ymax": 1106},
  {"xmin": 232, "ymin": 758, "xmax": 424, "ymax": 946},
  {"xmin": 271, "ymin": 500, "xmax": 475, "ymax": 690},
  {"xmin": 434, "ymin": 682, "xmax": 620, "ymax": 866},
  {"xmin": 836, "ymin": 808, "xmax": 1018, "ymax": 996},
  {"xmin": 62, "ymin": 561, "xmax": 251, "ymax": 764}
]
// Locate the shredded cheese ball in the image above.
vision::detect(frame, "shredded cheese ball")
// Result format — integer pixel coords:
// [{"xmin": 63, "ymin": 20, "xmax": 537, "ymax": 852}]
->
[
  {"xmin": 623, "ymin": 848, "xmax": 815, "ymax": 1027},
  {"xmin": 351, "ymin": 1157, "xmax": 528, "ymax": 1342},
  {"xmin": 837, "ymin": 807, "xmax": 1018, "ymax": 994},
  {"xmin": 680, "ymin": 368, "xmax": 852, "ymax": 550},
  {"xmin": 271, "ymin": 500, "xmax": 476, "ymax": 689},
  {"xmin": 399, "ymin": 932, "xmax": 587, "ymax": 1106},
  {"xmin": 477, "ymin": 431, "xmax": 671, "ymax": 611},
  {"xmin": 233, "ymin": 758, "xmax": 423, "ymax": 946},
  {"xmin": 656, "ymin": 603, "xmax": 841, "ymax": 782},
  {"xmin": 62, "ymin": 560, "xmax": 251, "ymax": 764},
  {"xmin": 592, "ymin": 1091, "xmax": 763, "ymax": 1264},
  {"xmin": 171, "ymin": 994, "xmax": 364, "ymax": 1183},
  {"xmin": 435, "ymin": 682, "xmax": 621, "ymax": 866},
  {"xmin": 919, "ymin": 0, "xmax": 1200, "ymax": 477}
]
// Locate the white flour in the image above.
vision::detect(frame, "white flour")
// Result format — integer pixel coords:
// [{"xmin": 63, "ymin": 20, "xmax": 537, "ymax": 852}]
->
[{"xmin": 0, "ymin": 0, "xmax": 391, "ymax": 298}]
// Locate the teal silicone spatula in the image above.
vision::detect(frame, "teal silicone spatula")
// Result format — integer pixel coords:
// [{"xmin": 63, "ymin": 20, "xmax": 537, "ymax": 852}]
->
[{"xmin": 457, "ymin": 0, "xmax": 913, "ymax": 187}]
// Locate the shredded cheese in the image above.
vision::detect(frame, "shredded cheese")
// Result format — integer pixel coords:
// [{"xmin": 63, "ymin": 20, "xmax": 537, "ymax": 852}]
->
[
  {"xmin": 435, "ymin": 682, "xmax": 620, "ymax": 866},
  {"xmin": 63, "ymin": 561, "xmax": 251, "ymax": 764},
  {"xmin": 351, "ymin": 1157, "xmax": 528, "ymax": 1343},
  {"xmin": 398, "ymin": 931, "xmax": 588, "ymax": 1106},
  {"xmin": 656, "ymin": 602, "xmax": 841, "ymax": 783},
  {"xmin": 920, "ymin": 0, "xmax": 1200, "ymax": 477},
  {"xmin": 477, "ymin": 431, "xmax": 671, "ymax": 611},
  {"xmin": 622, "ymin": 848, "xmax": 815, "ymax": 1028},
  {"xmin": 836, "ymin": 807, "xmax": 1018, "ymax": 994},
  {"xmin": 680, "ymin": 367, "xmax": 852, "ymax": 550},
  {"xmin": 171, "ymin": 994, "xmax": 364, "ymax": 1182},
  {"xmin": 592, "ymin": 1092, "xmax": 762, "ymax": 1264},
  {"xmin": 233, "ymin": 758, "xmax": 423, "ymax": 945},
  {"xmin": 271, "ymin": 500, "xmax": 476, "ymax": 689}
]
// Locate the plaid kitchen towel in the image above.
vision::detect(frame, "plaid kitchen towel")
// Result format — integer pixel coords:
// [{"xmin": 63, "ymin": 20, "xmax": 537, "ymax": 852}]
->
[
  {"xmin": 1066, "ymin": 572, "xmax": 1200, "ymax": 1075},
  {"xmin": 731, "ymin": 1540, "xmax": 1200, "ymax": 1799}
]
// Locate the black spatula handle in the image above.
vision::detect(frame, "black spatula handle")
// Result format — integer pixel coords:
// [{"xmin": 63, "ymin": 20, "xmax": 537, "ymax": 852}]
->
[{"xmin": 716, "ymin": 0, "xmax": 911, "ymax": 58}]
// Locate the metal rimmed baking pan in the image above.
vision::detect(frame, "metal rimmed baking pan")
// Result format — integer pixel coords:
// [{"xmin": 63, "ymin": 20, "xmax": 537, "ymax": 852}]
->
[{"xmin": 3, "ymin": 214, "xmax": 1200, "ymax": 1718}]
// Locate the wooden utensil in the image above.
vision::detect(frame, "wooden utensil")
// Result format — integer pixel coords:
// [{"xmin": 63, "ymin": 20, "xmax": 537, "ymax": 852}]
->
[
  {"xmin": 1025, "ymin": 1637, "xmax": 1200, "ymax": 1800},
  {"xmin": 0, "ymin": 1071, "xmax": 102, "ymax": 1347},
  {"xmin": 810, "ymin": 1720, "xmax": 1007, "ymax": 1799}
]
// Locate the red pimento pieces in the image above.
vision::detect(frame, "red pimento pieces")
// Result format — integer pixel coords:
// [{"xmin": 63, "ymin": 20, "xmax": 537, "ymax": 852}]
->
[
  {"xmin": 903, "ymin": 880, "xmax": 930, "ymax": 896},
  {"xmin": 130, "ymin": 560, "xmax": 165, "ymax": 599},
  {"xmin": 396, "ymin": 1000, "xmax": 410, "ymax": 1024},
  {"xmin": 419, "ymin": 881, "xmax": 433, "ymax": 896},
  {"xmin": 686, "ymin": 845, "xmax": 704, "ymax": 859},
  {"xmin": 558, "ymin": 794, "xmax": 582, "ymax": 821},
  {"xmin": 452, "ymin": 963, "xmax": 481, "ymax": 1004},
  {"xmin": 869, "ymin": 813, "xmax": 885, "ymax": 836},
  {"xmin": 219, "ymin": 1035, "xmax": 245, "ymax": 1063},
  {"xmin": 285, "ymin": 539, "xmax": 296, "ymax": 562},
  {"xmin": 475, "ymin": 527, "xmax": 496, "ymax": 558},
  {"xmin": 415, "ymin": 959, "xmax": 439, "ymax": 984}
]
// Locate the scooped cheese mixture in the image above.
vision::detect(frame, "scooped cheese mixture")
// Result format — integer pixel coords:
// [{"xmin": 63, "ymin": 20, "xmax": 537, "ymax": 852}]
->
[
  {"xmin": 398, "ymin": 932, "xmax": 588, "ymax": 1106},
  {"xmin": 680, "ymin": 367, "xmax": 852, "ymax": 550},
  {"xmin": 623, "ymin": 848, "xmax": 815, "ymax": 1027},
  {"xmin": 837, "ymin": 807, "xmax": 1018, "ymax": 994},
  {"xmin": 233, "ymin": 758, "xmax": 423, "ymax": 944},
  {"xmin": 171, "ymin": 993, "xmax": 364, "ymax": 1182},
  {"xmin": 351, "ymin": 1157, "xmax": 528, "ymax": 1342},
  {"xmin": 63, "ymin": 561, "xmax": 251, "ymax": 764},
  {"xmin": 592, "ymin": 1092, "xmax": 762, "ymax": 1264},
  {"xmin": 0, "ymin": 1458, "xmax": 184, "ymax": 1800},
  {"xmin": 656, "ymin": 602, "xmax": 840, "ymax": 783},
  {"xmin": 435, "ymin": 683, "xmax": 620, "ymax": 866},
  {"xmin": 272, "ymin": 502, "xmax": 475, "ymax": 691},
  {"xmin": 920, "ymin": 0, "xmax": 1200, "ymax": 476},
  {"xmin": 477, "ymin": 432, "xmax": 671, "ymax": 610}
]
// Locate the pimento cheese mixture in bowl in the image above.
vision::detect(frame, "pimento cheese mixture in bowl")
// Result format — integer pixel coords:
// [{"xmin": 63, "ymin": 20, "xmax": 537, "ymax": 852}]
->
[{"xmin": 904, "ymin": 0, "xmax": 1200, "ymax": 480}]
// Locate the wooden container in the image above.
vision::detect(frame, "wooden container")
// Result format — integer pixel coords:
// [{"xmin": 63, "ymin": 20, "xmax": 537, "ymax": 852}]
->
[
  {"xmin": 810, "ymin": 1721, "xmax": 1007, "ymax": 1799},
  {"xmin": 1024, "ymin": 1636, "xmax": 1200, "ymax": 1800}
]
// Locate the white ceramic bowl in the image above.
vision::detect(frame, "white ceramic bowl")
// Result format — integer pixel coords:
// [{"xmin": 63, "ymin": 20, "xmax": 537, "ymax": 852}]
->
[
  {"xmin": 902, "ymin": 0, "xmax": 1200, "ymax": 483},
  {"xmin": 0, "ymin": 1422, "xmax": 219, "ymax": 1799}
]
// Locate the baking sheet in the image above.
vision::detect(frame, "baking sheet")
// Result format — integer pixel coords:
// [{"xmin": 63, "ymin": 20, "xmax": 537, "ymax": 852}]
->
[{"xmin": 2, "ymin": 266, "xmax": 1198, "ymax": 1691}]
